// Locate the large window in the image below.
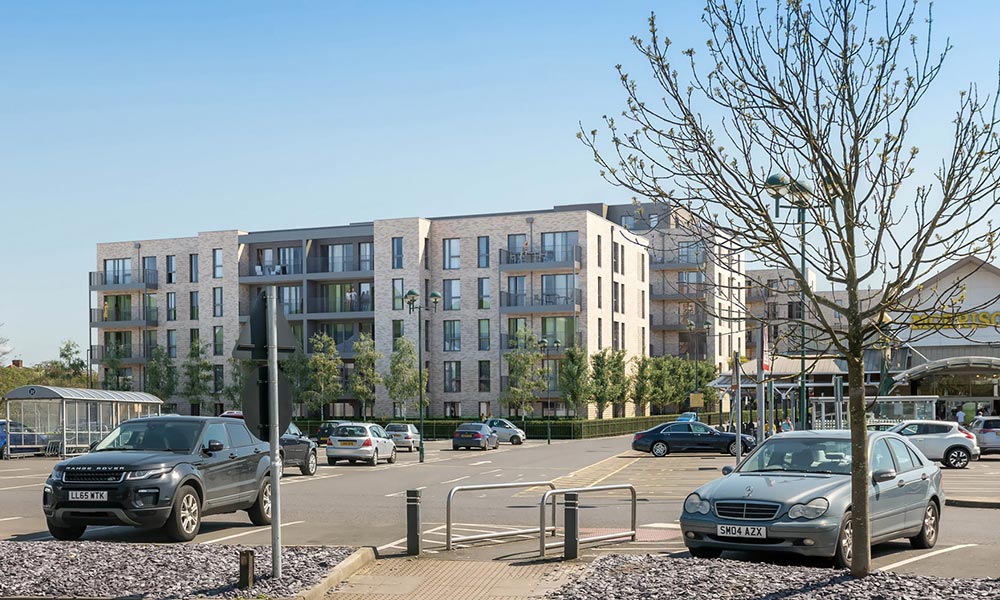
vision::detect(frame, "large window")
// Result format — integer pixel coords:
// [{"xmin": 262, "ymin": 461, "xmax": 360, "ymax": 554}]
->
[
  {"xmin": 542, "ymin": 317, "xmax": 576, "ymax": 348},
  {"xmin": 213, "ymin": 326, "xmax": 224, "ymax": 356},
  {"xmin": 443, "ymin": 320, "xmax": 461, "ymax": 351},
  {"xmin": 392, "ymin": 279, "xmax": 404, "ymax": 310},
  {"xmin": 189, "ymin": 254, "xmax": 199, "ymax": 283},
  {"xmin": 326, "ymin": 243, "xmax": 354, "ymax": 272},
  {"xmin": 166, "ymin": 255, "xmax": 176, "ymax": 284},
  {"xmin": 612, "ymin": 241, "xmax": 619, "ymax": 273},
  {"xmin": 359, "ymin": 242, "xmax": 374, "ymax": 271},
  {"xmin": 103, "ymin": 258, "xmax": 132, "ymax": 284},
  {"xmin": 190, "ymin": 328, "xmax": 199, "ymax": 345},
  {"xmin": 479, "ymin": 360, "xmax": 491, "ymax": 392},
  {"xmin": 212, "ymin": 248, "xmax": 223, "ymax": 278},
  {"xmin": 477, "ymin": 277, "xmax": 491, "ymax": 309},
  {"xmin": 677, "ymin": 271, "xmax": 704, "ymax": 295},
  {"xmin": 213, "ymin": 365, "xmax": 224, "ymax": 394},
  {"xmin": 166, "ymin": 292, "xmax": 176, "ymax": 321},
  {"xmin": 278, "ymin": 285, "xmax": 302, "ymax": 314},
  {"xmin": 478, "ymin": 319, "xmax": 490, "ymax": 351},
  {"xmin": 392, "ymin": 320, "xmax": 404, "ymax": 347},
  {"xmin": 443, "ymin": 279, "xmax": 460, "ymax": 311},
  {"xmin": 477, "ymin": 236, "xmax": 490, "ymax": 268},
  {"xmin": 443, "ymin": 238, "xmax": 461, "ymax": 270},
  {"xmin": 443, "ymin": 361, "xmax": 461, "ymax": 393},
  {"xmin": 506, "ymin": 276, "xmax": 525, "ymax": 306},
  {"xmin": 679, "ymin": 241, "xmax": 705, "ymax": 264},
  {"xmin": 392, "ymin": 237, "xmax": 403, "ymax": 269},
  {"xmin": 189, "ymin": 291, "xmax": 199, "ymax": 320},
  {"xmin": 540, "ymin": 231, "xmax": 578, "ymax": 262},
  {"xmin": 507, "ymin": 233, "xmax": 526, "ymax": 254},
  {"xmin": 167, "ymin": 330, "xmax": 177, "ymax": 358},
  {"xmin": 541, "ymin": 274, "xmax": 576, "ymax": 305},
  {"xmin": 213, "ymin": 287, "xmax": 224, "ymax": 317}
]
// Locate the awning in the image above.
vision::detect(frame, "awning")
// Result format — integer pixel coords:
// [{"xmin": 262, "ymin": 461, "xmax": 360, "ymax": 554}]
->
[
  {"xmin": 3, "ymin": 385, "xmax": 162, "ymax": 404},
  {"xmin": 893, "ymin": 356, "xmax": 1000, "ymax": 385}
]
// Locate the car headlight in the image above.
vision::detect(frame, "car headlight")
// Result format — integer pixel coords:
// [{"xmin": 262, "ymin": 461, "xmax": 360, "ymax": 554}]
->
[
  {"xmin": 787, "ymin": 497, "xmax": 830, "ymax": 520},
  {"xmin": 684, "ymin": 493, "xmax": 711, "ymax": 515},
  {"xmin": 125, "ymin": 467, "xmax": 170, "ymax": 480},
  {"xmin": 50, "ymin": 468, "xmax": 64, "ymax": 482}
]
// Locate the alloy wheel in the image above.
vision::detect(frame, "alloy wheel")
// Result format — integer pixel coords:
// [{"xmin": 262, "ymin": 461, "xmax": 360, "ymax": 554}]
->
[
  {"xmin": 180, "ymin": 493, "xmax": 199, "ymax": 535},
  {"xmin": 262, "ymin": 481, "xmax": 272, "ymax": 519},
  {"xmin": 924, "ymin": 504, "xmax": 937, "ymax": 543},
  {"xmin": 840, "ymin": 518, "xmax": 853, "ymax": 564}
]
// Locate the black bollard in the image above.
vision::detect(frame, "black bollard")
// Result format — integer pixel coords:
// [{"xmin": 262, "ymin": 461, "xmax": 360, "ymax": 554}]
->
[
  {"xmin": 238, "ymin": 549, "xmax": 255, "ymax": 589},
  {"xmin": 407, "ymin": 489, "xmax": 422, "ymax": 556},
  {"xmin": 564, "ymin": 492, "xmax": 579, "ymax": 560}
]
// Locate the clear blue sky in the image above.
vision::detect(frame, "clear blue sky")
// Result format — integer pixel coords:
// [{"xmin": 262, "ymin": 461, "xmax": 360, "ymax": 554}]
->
[{"xmin": 0, "ymin": 1, "xmax": 997, "ymax": 365}]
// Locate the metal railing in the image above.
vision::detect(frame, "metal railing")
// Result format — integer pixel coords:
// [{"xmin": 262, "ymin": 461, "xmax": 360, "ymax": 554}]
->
[
  {"xmin": 499, "ymin": 289, "xmax": 582, "ymax": 308},
  {"xmin": 307, "ymin": 296, "xmax": 374, "ymax": 313},
  {"xmin": 306, "ymin": 256, "xmax": 375, "ymax": 274},
  {"xmin": 538, "ymin": 484, "xmax": 637, "ymax": 557},
  {"xmin": 89, "ymin": 269, "xmax": 158, "ymax": 287},
  {"xmin": 90, "ymin": 307, "xmax": 159, "ymax": 325},
  {"xmin": 446, "ymin": 482, "xmax": 558, "ymax": 550},
  {"xmin": 245, "ymin": 261, "xmax": 303, "ymax": 276},
  {"xmin": 498, "ymin": 244, "xmax": 582, "ymax": 266}
]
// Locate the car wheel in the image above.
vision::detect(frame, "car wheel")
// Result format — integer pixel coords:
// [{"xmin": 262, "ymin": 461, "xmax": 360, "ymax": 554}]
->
[
  {"xmin": 833, "ymin": 511, "xmax": 853, "ymax": 569},
  {"xmin": 945, "ymin": 447, "xmax": 971, "ymax": 469},
  {"xmin": 387, "ymin": 447, "xmax": 397, "ymax": 464},
  {"xmin": 909, "ymin": 501, "xmax": 939, "ymax": 549},
  {"xmin": 651, "ymin": 441, "xmax": 669, "ymax": 457},
  {"xmin": 369, "ymin": 449, "xmax": 379, "ymax": 466},
  {"xmin": 327, "ymin": 457, "xmax": 337, "ymax": 466},
  {"xmin": 688, "ymin": 546, "xmax": 722, "ymax": 559},
  {"xmin": 248, "ymin": 478, "xmax": 272, "ymax": 526},
  {"xmin": 728, "ymin": 441, "xmax": 744, "ymax": 457},
  {"xmin": 300, "ymin": 450, "xmax": 318, "ymax": 476},
  {"xmin": 46, "ymin": 520, "xmax": 86, "ymax": 541},
  {"xmin": 348, "ymin": 459, "xmax": 357, "ymax": 464},
  {"xmin": 164, "ymin": 485, "xmax": 201, "ymax": 542}
]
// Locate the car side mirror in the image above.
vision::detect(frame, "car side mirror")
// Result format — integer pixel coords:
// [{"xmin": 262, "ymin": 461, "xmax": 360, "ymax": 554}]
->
[
  {"xmin": 872, "ymin": 468, "xmax": 897, "ymax": 484},
  {"xmin": 205, "ymin": 440, "xmax": 224, "ymax": 453},
  {"xmin": 722, "ymin": 465, "xmax": 734, "ymax": 475}
]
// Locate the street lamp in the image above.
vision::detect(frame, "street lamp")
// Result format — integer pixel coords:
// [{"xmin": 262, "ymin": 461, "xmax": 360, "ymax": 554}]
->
[
  {"xmin": 766, "ymin": 173, "xmax": 813, "ymax": 431},
  {"xmin": 687, "ymin": 319, "xmax": 711, "ymax": 416},
  {"xmin": 404, "ymin": 288, "xmax": 440, "ymax": 463},
  {"xmin": 539, "ymin": 337, "xmax": 561, "ymax": 444}
]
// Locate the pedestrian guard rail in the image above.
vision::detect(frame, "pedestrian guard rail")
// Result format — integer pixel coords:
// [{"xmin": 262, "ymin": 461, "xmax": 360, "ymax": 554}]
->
[
  {"xmin": 538, "ymin": 484, "xmax": 637, "ymax": 557},
  {"xmin": 446, "ymin": 481, "xmax": 558, "ymax": 550}
]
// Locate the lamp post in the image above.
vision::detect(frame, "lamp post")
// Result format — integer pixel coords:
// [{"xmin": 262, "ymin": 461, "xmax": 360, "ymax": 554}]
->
[
  {"xmin": 539, "ymin": 337, "xmax": 561, "ymax": 444},
  {"xmin": 687, "ymin": 319, "xmax": 711, "ymax": 418},
  {"xmin": 404, "ymin": 288, "xmax": 440, "ymax": 463},
  {"xmin": 766, "ymin": 173, "xmax": 812, "ymax": 431}
]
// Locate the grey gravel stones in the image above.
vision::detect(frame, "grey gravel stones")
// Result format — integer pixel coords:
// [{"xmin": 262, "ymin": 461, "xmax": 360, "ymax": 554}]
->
[
  {"xmin": 547, "ymin": 555, "xmax": 1000, "ymax": 600},
  {"xmin": 0, "ymin": 541, "xmax": 353, "ymax": 599}
]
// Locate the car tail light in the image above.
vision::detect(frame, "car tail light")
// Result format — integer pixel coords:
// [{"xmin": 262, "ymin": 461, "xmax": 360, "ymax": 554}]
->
[
  {"xmin": 326, "ymin": 438, "xmax": 333, "ymax": 446},
  {"xmin": 362, "ymin": 438, "xmax": 372, "ymax": 447},
  {"xmin": 474, "ymin": 432, "xmax": 483, "ymax": 439},
  {"xmin": 983, "ymin": 428, "xmax": 995, "ymax": 434},
  {"xmin": 404, "ymin": 435, "xmax": 412, "ymax": 439},
  {"xmin": 634, "ymin": 433, "xmax": 643, "ymax": 441},
  {"xmin": 960, "ymin": 428, "xmax": 975, "ymax": 440},
  {"xmin": 454, "ymin": 431, "xmax": 461, "ymax": 438}
]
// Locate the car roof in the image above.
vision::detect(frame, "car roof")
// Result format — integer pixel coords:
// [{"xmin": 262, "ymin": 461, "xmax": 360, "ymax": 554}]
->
[
  {"xmin": 769, "ymin": 429, "xmax": 888, "ymax": 440},
  {"xmin": 126, "ymin": 416, "xmax": 234, "ymax": 424},
  {"xmin": 894, "ymin": 420, "xmax": 957, "ymax": 426}
]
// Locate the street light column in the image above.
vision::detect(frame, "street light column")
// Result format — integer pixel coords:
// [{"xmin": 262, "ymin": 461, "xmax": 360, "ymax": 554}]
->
[{"xmin": 405, "ymin": 289, "xmax": 440, "ymax": 463}]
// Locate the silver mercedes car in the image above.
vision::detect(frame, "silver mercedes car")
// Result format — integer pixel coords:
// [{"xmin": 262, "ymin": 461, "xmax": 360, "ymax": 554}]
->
[{"xmin": 680, "ymin": 430, "xmax": 944, "ymax": 568}]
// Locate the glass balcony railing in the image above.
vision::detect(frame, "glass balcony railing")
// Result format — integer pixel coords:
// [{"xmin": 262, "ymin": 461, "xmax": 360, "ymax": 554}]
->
[
  {"xmin": 89, "ymin": 269, "xmax": 158, "ymax": 288},
  {"xmin": 498, "ymin": 244, "xmax": 582, "ymax": 266}
]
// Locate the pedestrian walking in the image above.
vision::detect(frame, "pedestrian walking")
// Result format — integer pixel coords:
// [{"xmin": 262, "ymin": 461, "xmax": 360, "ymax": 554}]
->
[
  {"xmin": 956, "ymin": 407, "xmax": 966, "ymax": 425},
  {"xmin": 781, "ymin": 417, "xmax": 793, "ymax": 432}
]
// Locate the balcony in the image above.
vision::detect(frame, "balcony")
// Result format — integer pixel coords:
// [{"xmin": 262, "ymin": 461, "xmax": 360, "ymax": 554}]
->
[
  {"xmin": 308, "ymin": 333, "xmax": 361, "ymax": 359},
  {"xmin": 305, "ymin": 256, "xmax": 374, "ymax": 281},
  {"xmin": 650, "ymin": 312, "xmax": 708, "ymax": 331},
  {"xmin": 90, "ymin": 343, "xmax": 158, "ymax": 364},
  {"xmin": 306, "ymin": 296, "xmax": 375, "ymax": 319},
  {"xmin": 89, "ymin": 269, "xmax": 158, "ymax": 291},
  {"xmin": 649, "ymin": 250, "xmax": 705, "ymax": 270},
  {"xmin": 498, "ymin": 245, "xmax": 582, "ymax": 272},
  {"xmin": 90, "ymin": 307, "xmax": 159, "ymax": 328},
  {"xmin": 241, "ymin": 261, "xmax": 304, "ymax": 281},
  {"xmin": 499, "ymin": 331, "xmax": 583, "ymax": 352},
  {"xmin": 499, "ymin": 289, "xmax": 582, "ymax": 314},
  {"xmin": 500, "ymin": 376, "xmax": 562, "ymax": 395},
  {"xmin": 649, "ymin": 283, "xmax": 708, "ymax": 301}
]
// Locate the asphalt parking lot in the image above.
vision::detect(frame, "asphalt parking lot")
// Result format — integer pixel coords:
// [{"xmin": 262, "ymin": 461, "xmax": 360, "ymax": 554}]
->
[{"xmin": 1, "ymin": 436, "xmax": 998, "ymax": 578}]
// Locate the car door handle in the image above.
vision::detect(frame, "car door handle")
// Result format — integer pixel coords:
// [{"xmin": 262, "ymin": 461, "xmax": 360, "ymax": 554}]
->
[
  {"xmin": 921, "ymin": 473, "xmax": 929, "ymax": 481},
  {"xmin": 897, "ymin": 479, "xmax": 906, "ymax": 488},
  {"xmin": 253, "ymin": 448, "xmax": 262, "ymax": 454},
  {"xmin": 229, "ymin": 453, "xmax": 239, "ymax": 459}
]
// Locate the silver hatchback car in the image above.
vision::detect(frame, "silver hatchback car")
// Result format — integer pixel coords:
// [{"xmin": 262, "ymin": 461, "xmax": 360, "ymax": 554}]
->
[
  {"xmin": 325, "ymin": 423, "xmax": 397, "ymax": 466},
  {"xmin": 968, "ymin": 416, "xmax": 1000, "ymax": 456},
  {"xmin": 680, "ymin": 430, "xmax": 943, "ymax": 569}
]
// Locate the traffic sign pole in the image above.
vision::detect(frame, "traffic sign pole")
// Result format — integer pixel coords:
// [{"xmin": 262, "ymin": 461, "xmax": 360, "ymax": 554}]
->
[{"xmin": 267, "ymin": 285, "xmax": 282, "ymax": 579}]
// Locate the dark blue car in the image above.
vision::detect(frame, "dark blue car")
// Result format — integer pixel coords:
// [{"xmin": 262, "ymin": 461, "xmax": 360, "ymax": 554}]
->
[
  {"xmin": 452, "ymin": 422, "xmax": 499, "ymax": 451},
  {"xmin": 632, "ymin": 421, "xmax": 754, "ymax": 457}
]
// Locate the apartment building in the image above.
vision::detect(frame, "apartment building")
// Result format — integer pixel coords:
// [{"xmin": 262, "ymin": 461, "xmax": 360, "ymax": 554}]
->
[{"xmin": 90, "ymin": 231, "xmax": 243, "ymax": 414}]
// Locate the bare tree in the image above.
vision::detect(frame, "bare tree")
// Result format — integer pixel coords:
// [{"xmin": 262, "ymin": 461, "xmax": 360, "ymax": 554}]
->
[
  {"xmin": 582, "ymin": 0, "xmax": 1000, "ymax": 576},
  {"xmin": 0, "ymin": 323, "xmax": 10, "ymax": 364}
]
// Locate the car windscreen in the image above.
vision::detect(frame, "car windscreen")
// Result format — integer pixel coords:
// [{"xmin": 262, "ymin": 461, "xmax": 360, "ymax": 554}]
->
[
  {"xmin": 334, "ymin": 425, "xmax": 368, "ymax": 438},
  {"xmin": 739, "ymin": 438, "xmax": 851, "ymax": 475},
  {"xmin": 385, "ymin": 424, "xmax": 409, "ymax": 432},
  {"xmin": 93, "ymin": 420, "xmax": 202, "ymax": 453},
  {"xmin": 456, "ymin": 423, "xmax": 482, "ymax": 431}
]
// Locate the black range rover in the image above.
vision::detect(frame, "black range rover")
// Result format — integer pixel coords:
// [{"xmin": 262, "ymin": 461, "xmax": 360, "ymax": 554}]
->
[{"xmin": 43, "ymin": 416, "xmax": 273, "ymax": 542}]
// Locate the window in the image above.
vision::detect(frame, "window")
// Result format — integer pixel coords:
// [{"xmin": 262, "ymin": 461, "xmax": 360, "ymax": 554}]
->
[
  {"xmin": 443, "ymin": 361, "xmax": 461, "ymax": 393},
  {"xmin": 788, "ymin": 301, "xmax": 804, "ymax": 320},
  {"xmin": 167, "ymin": 330, "xmax": 177, "ymax": 358},
  {"xmin": 871, "ymin": 439, "xmax": 894, "ymax": 474},
  {"xmin": 540, "ymin": 231, "xmax": 578, "ymax": 262},
  {"xmin": 597, "ymin": 235, "xmax": 602, "ymax": 267},
  {"xmin": 190, "ymin": 328, "xmax": 199, "ymax": 345},
  {"xmin": 507, "ymin": 233, "xmax": 526, "ymax": 254},
  {"xmin": 478, "ymin": 236, "xmax": 490, "ymax": 268},
  {"xmin": 620, "ymin": 215, "xmax": 635, "ymax": 229},
  {"xmin": 213, "ymin": 287, "xmax": 223, "ymax": 317},
  {"xmin": 478, "ymin": 319, "xmax": 490, "ymax": 351},
  {"xmin": 226, "ymin": 423, "xmax": 253, "ymax": 447},
  {"xmin": 542, "ymin": 317, "xmax": 576, "ymax": 348},
  {"xmin": 166, "ymin": 292, "xmax": 176, "ymax": 321},
  {"xmin": 190, "ymin": 291, "xmax": 199, "ymax": 320},
  {"xmin": 189, "ymin": 254, "xmax": 199, "ymax": 282},
  {"xmin": 443, "ymin": 238, "xmax": 461, "ymax": 270},
  {"xmin": 166, "ymin": 255, "xmax": 176, "ymax": 284},
  {"xmin": 541, "ymin": 274, "xmax": 575, "ymax": 305},
  {"xmin": 278, "ymin": 246, "xmax": 302, "ymax": 274},
  {"xmin": 677, "ymin": 271, "xmax": 704, "ymax": 295},
  {"xmin": 143, "ymin": 256, "xmax": 156, "ymax": 277},
  {"xmin": 213, "ymin": 365, "xmax": 224, "ymax": 394},
  {"xmin": 479, "ymin": 360, "xmax": 491, "ymax": 392},
  {"xmin": 103, "ymin": 258, "xmax": 132, "ymax": 284},
  {"xmin": 621, "ymin": 285, "xmax": 626, "ymax": 314},
  {"xmin": 679, "ymin": 241, "xmax": 705, "ymax": 264},
  {"xmin": 598, "ymin": 277, "xmax": 602, "ymax": 309},
  {"xmin": 392, "ymin": 279, "xmax": 404, "ymax": 310},
  {"xmin": 359, "ymin": 242, "xmax": 374, "ymax": 271},
  {"xmin": 641, "ymin": 290, "xmax": 645, "ymax": 318},
  {"xmin": 212, "ymin": 248, "xmax": 223, "ymax": 278},
  {"xmin": 279, "ymin": 285, "xmax": 302, "ymax": 314},
  {"xmin": 612, "ymin": 282, "xmax": 619, "ymax": 313},
  {"xmin": 392, "ymin": 237, "xmax": 403, "ymax": 269},
  {"xmin": 542, "ymin": 359, "xmax": 559, "ymax": 391},
  {"xmin": 392, "ymin": 320, "xmax": 404, "ymax": 346},
  {"xmin": 649, "ymin": 213, "xmax": 659, "ymax": 228},
  {"xmin": 326, "ymin": 243, "xmax": 354, "ymax": 272},
  {"xmin": 478, "ymin": 277, "xmax": 491, "ymax": 309},
  {"xmin": 444, "ymin": 402, "xmax": 461, "ymax": 417},
  {"xmin": 443, "ymin": 320, "xmax": 461, "ymax": 352},
  {"xmin": 887, "ymin": 438, "xmax": 917, "ymax": 473},
  {"xmin": 506, "ymin": 276, "xmax": 525, "ymax": 306},
  {"xmin": 620, "ymin": 244, "xmax": 625, "ymax": 272},
  {"xmin": 425, "ymin": 319, "xmax": 430, "ymax": 351},
  {"xmin": 213, "ymin": 326, "xmax": 224, "ymax": 356},
  {"xmin": 612, "ymin": 320, "xmax": 620, "ymax": 350},
  {"xmin": 612, "ymin": 241, "xmax": 619, "ymax": 273},
  {"xmin": 443, "ymin": 279, "xmax": 460, "ymax": 310},
  {"xmin": 597, "ymin": 318, "xmax": 603, "ymax": 349},
  {"xmin": 641, "ymin": 254, "xmax": 645, "ymax": 282}
]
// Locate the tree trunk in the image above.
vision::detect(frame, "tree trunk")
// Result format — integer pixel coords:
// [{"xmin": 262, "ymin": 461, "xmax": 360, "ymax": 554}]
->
[{"xmin": 847, "ymin": 351, "xmax": 871, "ymax": 576}]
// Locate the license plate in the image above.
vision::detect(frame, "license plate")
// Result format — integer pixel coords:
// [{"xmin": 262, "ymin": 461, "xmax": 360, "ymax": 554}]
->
[
  {"xmin": 339, "ymin": 440, "xmax": 354, "ymax": 446},
  {"xmin": 717, "ymin": 524, "xmax": 766, "ymax": 538},
  {"xmin": 69, "ymin": 491, "xmax": 108, "ymax": 502},
  {"xmin": 461, "ymin": 434, "xmax": 473, "ymax": 438}
]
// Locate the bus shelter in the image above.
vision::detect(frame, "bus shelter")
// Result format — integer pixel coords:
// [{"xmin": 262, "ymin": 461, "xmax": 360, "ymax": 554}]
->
[{"xmin": 2, "ymin": 386, "xmax": 162, "ymax": 457}]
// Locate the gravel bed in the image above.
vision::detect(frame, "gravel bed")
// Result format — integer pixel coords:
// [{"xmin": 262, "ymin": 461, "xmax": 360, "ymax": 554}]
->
[
  {"xmin": 548, "ymin": 555, "xmax": 1000, "ymax": 600},
  {"xmin": 0, "ymin": 541, "xmax": 353, "ymax": 599}
]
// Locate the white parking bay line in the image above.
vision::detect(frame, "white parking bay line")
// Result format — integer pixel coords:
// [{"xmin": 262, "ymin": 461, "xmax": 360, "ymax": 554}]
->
[
  {"xmin": 0, "ymin": 468, "xmax": 30, "ymax": 473},
  {"xmin": 385, "ymin": 485, "xmax": 426, "ymax": 498},
  {"xmin": 878, "ymin": 544, "xmax": 978, "ymax": 571},
  {"xmin": 0, "ymin": 517, "xmax": 22, "ymax": 522},
  {"xmin": 469, "ymin": 461, "xmax": 492, "ymax": 466},
  {"xmin": 0, "ymin": 483, "xmax": 45, "ymax": 492},
  {"xmin": 201, "ymin": 521, "xmax": 305, "ymax": 544},
  {"xmin": 482, "ymin": 469, "xmax": 502, "ymax": 475},
  {"xmin": 281, "ymin": 474, "xmax": 342, "ymax": 486},
  {"xmin": 440, "ymin": 476, "xmax": 470, "ymax": 485},
  {"xmin": 640, "ymin": 522, "xmax": 681, "ymax": 529}
]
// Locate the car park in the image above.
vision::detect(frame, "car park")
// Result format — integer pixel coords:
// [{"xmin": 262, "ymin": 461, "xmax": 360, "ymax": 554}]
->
[
  {"xmin": 632, "ymin": 421, "xmax": 755, "ymax": 457},
  {"xmin": 888, "ymin": 419, "xmax": 980, "ymax": 468},
  {"xmin": 680, "ymin": 430, "xmax": 943, "ymax": 568},
  {"xmin": 484, "ymin": 418, "xmax": 526, "ymax": 444},
  {"xmin": 325, "ymin": 423, "xmax": 397, "ymax": 466},
  {"xmin": 42, "ymin": 416, "xmax": 273, "ymax": 542},
  {"xmin": 385, "ymin": 423, "xmax": 420, "ymax": 452},
  {"xmin": 219, "ymin": 411, "xmax": 319, "ymax": 476},
  {"xmin": 968, "ymin": 416, "xmax": 1000, "ymax": 456},
  {"xmin": 314, "ymin": 420, "xmax": 350, "ymax": 445},
  {"xmin": 452, "ymin": 422, "xmax": 499, "ymax": 451}
]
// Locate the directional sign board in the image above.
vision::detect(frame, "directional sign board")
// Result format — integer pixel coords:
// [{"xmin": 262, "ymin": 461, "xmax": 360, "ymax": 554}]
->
[{"xmin": 233, "ymin": 291, "xmax": 299, "ymax": 441}]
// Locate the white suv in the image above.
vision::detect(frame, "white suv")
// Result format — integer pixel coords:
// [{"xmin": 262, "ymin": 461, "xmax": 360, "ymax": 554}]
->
[
  {"xmin": 889, "ymin": 420, "xmax": 980, "ymax": 468},
  {"xmin": 969, "ymin": 416, "xmax": 1000, "ymax": 456},
  {"xmin": 484, "ymin": 418, "xmax": 526, "ymax": 445}
]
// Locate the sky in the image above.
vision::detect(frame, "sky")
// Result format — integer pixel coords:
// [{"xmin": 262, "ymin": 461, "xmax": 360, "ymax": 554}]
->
[{"xmin": 0, "ymin": 1, "xmax": 998, "ymax": 365}]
